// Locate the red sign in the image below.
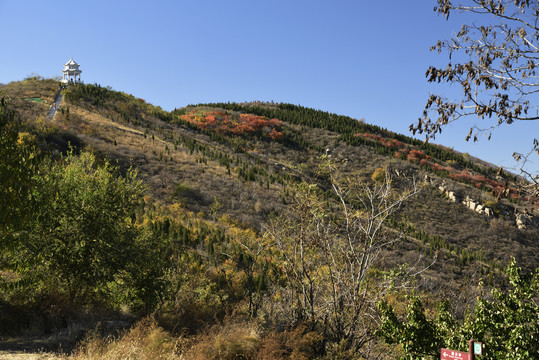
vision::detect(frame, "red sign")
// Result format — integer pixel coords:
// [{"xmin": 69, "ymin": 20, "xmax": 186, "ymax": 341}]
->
[{"xmin": 441, "ymin": 348, "xmax": 470, "ymax": 360}]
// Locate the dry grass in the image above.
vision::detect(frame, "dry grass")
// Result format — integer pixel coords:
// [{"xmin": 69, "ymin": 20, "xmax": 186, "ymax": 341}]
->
[
  {"xmin": 71, "ymin": 318, "xmax": 182, "ymax": 360},
  {"xmin": 184, "ymin": 322, "xmax": 261, "ymax": 360},
  {"xmin": 49, "ymin": 96, "xmax": 287, "ymax": 228},
  {"xmin": 0, "ymin": 78, "xmax": 59, "ymax": 121},
  {"xmin": 64, "ymin": 318, "xmax": 331, "ymax": 360},
  {"xmin": 0, "ymin": 351, "xmax": 63, "ymax": 359}
]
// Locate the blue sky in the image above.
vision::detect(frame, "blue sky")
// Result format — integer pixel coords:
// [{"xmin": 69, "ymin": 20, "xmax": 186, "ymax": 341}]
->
[{"xmin": 0, "ymin": 0, "xmax": 536, "ymax": 174}]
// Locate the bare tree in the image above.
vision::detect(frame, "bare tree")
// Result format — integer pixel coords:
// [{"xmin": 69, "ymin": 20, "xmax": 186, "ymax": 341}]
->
[
  {"xmin": 265, "ymin": 161, "xmax": 419, "ymax": 353},
  {"xmin": 412, "ymin": 0, "xmax": 539, "ymax": 193}
]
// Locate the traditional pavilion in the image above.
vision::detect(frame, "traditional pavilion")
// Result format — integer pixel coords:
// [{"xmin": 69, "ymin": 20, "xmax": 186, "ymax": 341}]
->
[{"xmin": 61, "ymin": 58, "xmax": 82, "ymax": 83}]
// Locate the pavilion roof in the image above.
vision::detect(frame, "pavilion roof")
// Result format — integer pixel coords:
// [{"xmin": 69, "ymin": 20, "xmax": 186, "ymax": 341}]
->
[{"xmin": 64, "ymin": 57, "xmax": 80, "ymax": 67}]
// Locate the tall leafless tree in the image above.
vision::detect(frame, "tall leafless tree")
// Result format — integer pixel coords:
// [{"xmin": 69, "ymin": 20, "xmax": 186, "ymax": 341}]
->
[{"xmin": 265, "ymin": 161, "xmax": 419, "ymax": 353}]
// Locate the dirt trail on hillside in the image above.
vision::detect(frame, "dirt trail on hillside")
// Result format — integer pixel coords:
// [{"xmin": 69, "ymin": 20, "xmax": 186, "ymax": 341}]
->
[
  {"xmin": 0, "ymin": 351, "xmax": 62, "ymax": 359},
  {"xmin": 0, "ymin": 336, "xmax": 67, "ymax": 360}
]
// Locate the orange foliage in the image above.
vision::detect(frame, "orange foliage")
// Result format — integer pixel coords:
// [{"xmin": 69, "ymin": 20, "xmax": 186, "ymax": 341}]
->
[
  {"xmin": 180, "ymin": 110, "xmax": 283, "ymax": 140},
  {"xmin": 430, "ymin": 162, "xmax": 444, "ymax": 172},
  {"xmin": 269, "ymin": 128, "xmax": 284, "ymax": 140},
  {"xmin": 449, "ymin": 171, "xmax": 472, "ymax": 181},
  {"xmin": 354, "ymin": 132, "xmax": 405, "ymax": 149},
  {"xmin": 407, "ymin": 149, "xmax": 424, "ymax": 162}
]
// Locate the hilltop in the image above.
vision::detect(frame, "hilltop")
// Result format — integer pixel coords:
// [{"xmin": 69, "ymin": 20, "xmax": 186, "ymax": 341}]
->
[{"xmin": 1, "ymin": 78, "xmax": 538, "ymax": 358}]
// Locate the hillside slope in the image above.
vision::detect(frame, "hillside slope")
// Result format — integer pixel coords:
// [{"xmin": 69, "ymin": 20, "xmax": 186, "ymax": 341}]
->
[{"xmin": 2, "ymin": 78, "xmax": 538, "ymax": 289}]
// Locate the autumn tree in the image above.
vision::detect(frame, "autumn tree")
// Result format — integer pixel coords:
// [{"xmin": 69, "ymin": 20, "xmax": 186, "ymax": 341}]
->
[{"xmin": 412, "ymin": 0, "xmax": 539, "ymax": 192}]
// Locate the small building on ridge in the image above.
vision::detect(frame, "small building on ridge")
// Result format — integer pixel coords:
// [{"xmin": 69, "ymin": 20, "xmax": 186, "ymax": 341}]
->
[{"xmin": 61, "ymin": 58, "xmax": 82, "ymax": 83}]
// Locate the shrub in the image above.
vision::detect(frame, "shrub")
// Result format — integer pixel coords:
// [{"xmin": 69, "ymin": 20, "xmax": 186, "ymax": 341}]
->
[
  {"xmin": 483, "ymin": 200, "xmax": 498, "ymax": 211},
  {"xmin": 407, "ymin": 149, "xmax": 424, "ymax": 162},
  {"xmin": 0, "ymin": 98, "xmax": 39, "ymax": 230},
  {"xmin": 371, "ymin": 167, "xmax": 386, "ymax": 183},
  {"xmin": 3, "ymin": 151, "xmax": 168, "ymax": 312},
  {"xmin": 179, "ymin": 109, "xmax": 283, "ymax": 140},
  {"xmin": 378, "ymin": 259, "xmax": 539, "ymax": 360}
]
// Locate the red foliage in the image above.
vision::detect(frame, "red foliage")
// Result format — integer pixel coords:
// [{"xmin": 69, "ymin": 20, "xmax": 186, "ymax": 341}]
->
[
  {"xmin": 430, "ymin": 163, "xmax": 444, "ymax": 172},
  {"xmin": 354, "ymin": 133, "xmax": 405, "ymax": 149},
  {"xmin": 472, "ymin": 174, "xmax": 488, "ymax": 183},
  {"xmin": 180, "ymin": 110, "xmax": 283, "ymax": 140},
  {"xmin": 407, "ymin": 149, "xmax": 424, "ymax": 162},
  {"xmin": 269, "ymin": 128, "xmax": 284, "ymax": 140},
  {"xmin": 355, "ymin": 131, "xmax": 533, "ymax": 203},
  {"xmin": 443, "ymin": 166, "xmax": 454, "ymax": 173},
  {"xmin": 449, "ymin": 171, "xmax": 473, "ymax": 181}
]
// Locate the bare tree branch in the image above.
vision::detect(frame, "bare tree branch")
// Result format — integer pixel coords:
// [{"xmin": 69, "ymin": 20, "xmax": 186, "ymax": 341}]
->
[
  {"xmin": 414, "ymin": 1, "xmax": 539, "ymax": 189},
  {"xmin": 264, "ymin": 161, "xmax": 419, "ymax": 351}
]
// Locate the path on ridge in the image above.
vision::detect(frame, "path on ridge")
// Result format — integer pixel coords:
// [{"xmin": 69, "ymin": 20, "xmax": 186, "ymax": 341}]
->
[{"xmin": 47, "ymin": 90, "xmax": 63, "ymax": 120}]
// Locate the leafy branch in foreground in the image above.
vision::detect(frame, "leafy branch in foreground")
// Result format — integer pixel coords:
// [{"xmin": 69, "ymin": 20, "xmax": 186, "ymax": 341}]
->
[
  {"xmin": 413, "ymin": 0, "xmax": 539, "ymax": 193},
  {"xmin": 378, "ymin": 258, "xmax": 539, "ymax": 360}
]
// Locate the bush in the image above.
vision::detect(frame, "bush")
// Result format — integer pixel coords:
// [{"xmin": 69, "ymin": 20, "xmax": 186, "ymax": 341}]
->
[
  {"xmin": 0, "ymin": 98, "xmax": 38, "ymax": 231},
  {"xmin": 378, "ymin": 259, "xmax": 539, "ymax": 360},
  {"xmin": 2, "ymin": 151, "xmax": 166, "ymax": 311},
  {"xmin": 371, "ymin": 167, "xmax": 386, "ymax": 183}
]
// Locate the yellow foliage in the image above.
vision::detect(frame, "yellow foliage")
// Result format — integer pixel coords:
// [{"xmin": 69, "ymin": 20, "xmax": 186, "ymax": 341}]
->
[
  {"xmin": 218, "ymin": 214, "xmax": 237, "ymax": 226},
  {"xmin": 371, "ymin": 167, "xmax": 386, "ymax": 183},
  {"xmin": 17, "ymin": 132, "xmax": 36, "ymax": 147}
]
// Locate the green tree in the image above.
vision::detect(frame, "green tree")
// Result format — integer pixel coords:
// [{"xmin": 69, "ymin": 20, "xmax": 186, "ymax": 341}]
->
[
  {"xmin": 412, "ymin": 0, "xmax": 539, "ymax": 192},
  {"xmin": 378, "ymin": 259, "xmax": 539, "ymax": 359},
  {"xmin": 14, "ymin": 151, "xmax": 148, "ymax": 304},
  {"xmin": 0, "ymin": 98, "xmax": 38, "ymax": 233}
]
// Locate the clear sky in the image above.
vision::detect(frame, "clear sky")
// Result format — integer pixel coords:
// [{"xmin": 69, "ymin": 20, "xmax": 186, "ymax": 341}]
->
[{"xmin": 0, "ymin": 0, "xmax": 537, "ymax": 174}]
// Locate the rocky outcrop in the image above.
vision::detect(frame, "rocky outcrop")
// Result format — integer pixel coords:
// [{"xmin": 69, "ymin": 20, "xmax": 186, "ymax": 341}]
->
[
  {"xmin": 438, "ymin": 183, "xmax": 493, "ymax": 217},
  {"xmin": 438, "ymin": 183, "xmax": 462, "ymax": 204},
  {"xmin": 515, "ymin": 211, "xmax": 538, "ymax": 230},
  {"xmin": 463, "ymin": 196, "xmax": 493, "ymax": 217},
  {"xmin": 433, "ymin": 178, "xmax": 538, "ymax": 228}
]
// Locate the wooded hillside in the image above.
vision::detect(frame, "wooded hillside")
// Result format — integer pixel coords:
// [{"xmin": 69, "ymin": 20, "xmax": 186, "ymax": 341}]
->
[{"xmin": 1, "ymin": 78, "xmax": 537, "ymax": 359}]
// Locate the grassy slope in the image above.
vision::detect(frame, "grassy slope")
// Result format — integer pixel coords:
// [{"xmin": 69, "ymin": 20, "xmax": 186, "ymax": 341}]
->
[{"xmin": 3, "ymin": 79, "xmax": 538, "ymax": 293}]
